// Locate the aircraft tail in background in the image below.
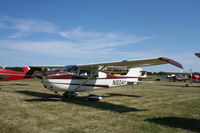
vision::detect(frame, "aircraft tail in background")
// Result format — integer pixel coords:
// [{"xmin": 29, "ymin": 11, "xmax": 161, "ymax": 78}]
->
[
  {"xmin": 0, "ymin": 66, "xmax": 40, "ymax": 81},
  {"xmin": 125, "ymin": 68, "xmax": 143, "ymax": 84}
]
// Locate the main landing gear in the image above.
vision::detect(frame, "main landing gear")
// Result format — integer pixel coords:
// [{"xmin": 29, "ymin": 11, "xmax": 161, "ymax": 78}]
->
[
  {"xmin": 49, "ymin": 91, "xmax": 102, "ymax": 101},
  {"xmin": 185, "ymin": 81, "xmax": 192, "ymax": 87},
  {"xmin": 63, "ymin": 92, "xmax": 102, "ymax": 101},
  {"xmin": 87, "ymin": 94, "xmax": 102, "ymax": 101}
]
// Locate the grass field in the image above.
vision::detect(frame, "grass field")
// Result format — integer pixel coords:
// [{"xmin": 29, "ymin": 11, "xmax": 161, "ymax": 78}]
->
[{"xmin": 0, "ymin": 78, "xmax": 200, "ymax": 133}]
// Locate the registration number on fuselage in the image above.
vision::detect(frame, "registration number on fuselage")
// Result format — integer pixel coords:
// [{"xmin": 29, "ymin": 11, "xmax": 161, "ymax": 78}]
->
[{"xmin": 112, "ymin": 80, "xmax": 127, "ymax": 86}]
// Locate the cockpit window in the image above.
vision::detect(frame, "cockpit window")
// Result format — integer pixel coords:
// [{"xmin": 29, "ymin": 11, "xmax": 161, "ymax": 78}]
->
[
  {"xmin": 61, "ymin": 65, "xmax": 77, "ymax": 73},
  {"xmin": 61, "ymin": 65, "xmax": 99, "ymax": 78}
]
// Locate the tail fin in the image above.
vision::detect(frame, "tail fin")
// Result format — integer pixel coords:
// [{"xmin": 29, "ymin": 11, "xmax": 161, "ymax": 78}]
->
[
  {"xmin": 126, "ymin": 68, "xmax": 142, "ymax": 77},
  {"xmin": 22, "ymin": 66, "xmax": 37, "ymax": 78},
  {"xmin": 22, "ymin": 66, "xmax": 30, "ymax": 74},
  {"xmin": 126, "ymin": 68, "xmax": 143, "ymax": 84}
]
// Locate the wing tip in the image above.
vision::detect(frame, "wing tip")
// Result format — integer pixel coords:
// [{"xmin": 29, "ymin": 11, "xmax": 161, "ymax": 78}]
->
[
  {"xmin": 195, "ymin": 53, "xmax": 200, "ymax": 58},
  {"xmin": 159, "ymin": 57, "xmax": 183, "ymax": 69}
]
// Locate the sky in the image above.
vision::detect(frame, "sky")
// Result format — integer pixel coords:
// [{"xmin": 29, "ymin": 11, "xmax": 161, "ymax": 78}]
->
[{"xmin": 0, "ymin": 0, "xmax": 199, "ymax": 72}]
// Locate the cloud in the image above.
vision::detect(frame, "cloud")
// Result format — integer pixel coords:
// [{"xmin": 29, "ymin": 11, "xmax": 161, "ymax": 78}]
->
[
  {"xmin": 1, "ymin": 17, "xmax": 169, "ymax": 68},
  {"xmin": 0, "ymin": 27, "xmax": 151, "ymax": 59},
  {"xmin": 58, "ymin": 28, "xmax": 151, "ymax": 49},
  {"xmin": 0, "ymin": 16, "xmax": 58, "ymax": 38},
  {"xmin": 0, "ymin": 20, "xmax": 151, "ymax": 57},
  {"xmin": 0, "ymin": 38, "xmax": 150, "ymax": 59}
]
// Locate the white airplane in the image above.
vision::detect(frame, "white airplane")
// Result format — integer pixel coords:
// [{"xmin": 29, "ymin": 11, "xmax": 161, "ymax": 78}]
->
[{"xmin": 31, "ymin": 57, "xmax": 183, "ymax": 101}]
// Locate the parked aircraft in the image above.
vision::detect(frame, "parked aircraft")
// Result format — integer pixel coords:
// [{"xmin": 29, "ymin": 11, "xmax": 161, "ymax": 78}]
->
[
  {"xmin": 185, "ymin": 72, "xmax": 200, "ymax": 86},
  {"xmin": 0, "ymin": 67, "xmax": 35, "ymax": 81},
  {"xmin": 190, "ymin": 53, "xmax": 200, "ymax": 83},
  {"xmin": 192, "ymin": 53, "xmax": 200, "ymax": 82},
  {"xmin": 189, "ymin": 74, "xmax": 200, "ymax": 83},
  {"xmin": 30, "ymin": 57, "xmax": 183, "ymax": 101},
  {"xmin": 185, "ymin": 53, "xmax": 200, "ymax": 86}
]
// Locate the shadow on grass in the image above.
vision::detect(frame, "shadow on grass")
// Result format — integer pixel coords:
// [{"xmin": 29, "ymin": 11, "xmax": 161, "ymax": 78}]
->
[
  {"xmin": 103, "ymin": 93, "xmax": 142, "ymax": 98},
  {"xmin": 146, "ymin": 117, "xmax": 200, "ymax": 132},
  {"xmin": 16, "ymin": 90, "xmax": 146, "ymax": 113},
  {"xmin": 12, "ymin": 83, "xmax": 30, "ymax": 86},
  {"xmin": 161, "ymin": 84, "xmax": 200, "ymax": 88},
  {"xmin": 0, "ymin": 83, "xmax": 29, "ymax": 86}
]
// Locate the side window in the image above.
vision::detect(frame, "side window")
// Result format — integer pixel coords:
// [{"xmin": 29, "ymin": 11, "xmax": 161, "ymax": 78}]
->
[
  {"xmin": 79, "ymin": 70, "xmax": 91, "ymax": 77},
  {"xmin": 61, "ymin": 66, "xmax": 78, "ymax": 75}
]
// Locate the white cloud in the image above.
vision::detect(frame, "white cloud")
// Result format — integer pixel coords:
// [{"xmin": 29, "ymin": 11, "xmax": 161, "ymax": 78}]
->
[
  {"xmin": 59, "ymin": 27, "xmax": 101, "ymax": 39},
  {"xmin": 58, "ymin": 28, "xmax": 151, "ymax": 49},
  {"xmin": 0, "ymin": 16, "xmax": 58, "ymax": 38},
  {"xmin": 11, "ymin": 19, "xmax": 58, "ymax": 33},
  {"xmin": 0, "ymin": 38, "xmax": 150, "ymax": 59},
  {"xmin": 0, "ymin": 24, "xmax": 151, "ymax": 57}
]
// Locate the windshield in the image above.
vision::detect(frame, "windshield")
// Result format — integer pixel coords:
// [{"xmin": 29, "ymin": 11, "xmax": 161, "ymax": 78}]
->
[
  {"xmin": 60, "ymin": 65, "xmax": 100, "ymax": 78},
  {"xmin": 61, "ymin": 65, "xmax": 77, "ymax": 73}
]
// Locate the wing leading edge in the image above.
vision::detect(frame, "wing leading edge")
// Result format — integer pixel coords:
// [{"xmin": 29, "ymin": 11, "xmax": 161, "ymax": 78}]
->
[
  {"xmin": 77, "ymin": 57, "xmax": 183, "ymax": 69},
  {"xmin": 29, "ymin": 57, "xmax": 183, "ymax": 70}
]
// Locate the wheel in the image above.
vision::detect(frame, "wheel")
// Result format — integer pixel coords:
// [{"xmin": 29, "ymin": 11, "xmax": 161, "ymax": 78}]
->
[{"xmin": 87, "ymin": 94, "xmax": 102, "ymax": 101}]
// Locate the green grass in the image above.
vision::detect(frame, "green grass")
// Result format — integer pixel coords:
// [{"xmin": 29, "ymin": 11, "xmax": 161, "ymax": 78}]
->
[{"xmin": 0, "ymin": 78, "xmax": 200, "ymax": 133}]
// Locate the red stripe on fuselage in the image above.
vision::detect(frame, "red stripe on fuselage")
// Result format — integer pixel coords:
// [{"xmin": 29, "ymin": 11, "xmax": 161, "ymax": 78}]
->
[
  {"xmin": 42, "ymin": 72, "xmax": 139, "ymax": 80},
  {"xmin": 43, "ymin": 81, "xmax": 109, "ymax": 88}
]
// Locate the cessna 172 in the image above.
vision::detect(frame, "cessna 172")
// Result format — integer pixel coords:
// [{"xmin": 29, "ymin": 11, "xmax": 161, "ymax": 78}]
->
[
  {"xmin": 30, "ymin": 57, "xmax": 183, "ymax": 101},
  {"xmin": 0, "ymin": 66, "xmax": 35, "ymax": 81}
]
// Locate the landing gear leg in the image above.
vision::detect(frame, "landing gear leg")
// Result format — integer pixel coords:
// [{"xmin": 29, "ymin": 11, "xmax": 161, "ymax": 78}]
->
[
  {"xmin": 55, "ymin": 91, "xmax": 59, "ymax": 97},
  {"xmin": 185, "ymin": 81, "xmax": 192, "ymax": 87}
]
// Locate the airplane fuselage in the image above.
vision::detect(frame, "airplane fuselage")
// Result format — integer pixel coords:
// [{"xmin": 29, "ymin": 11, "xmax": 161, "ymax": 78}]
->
[
  {"xmin": 0, "ymin": 67, "xmax": 34, "ymax": 81},
  {"xmin": 0, "ymin": 68, "xmax": 26, "ymax": 81},
  {"xmin": 40, "ymin": 72, "xmax": 139, "ymax": 92},
  {"xmin": 191, "ymin": 74, "xmax": 200, "ymax": 83}
]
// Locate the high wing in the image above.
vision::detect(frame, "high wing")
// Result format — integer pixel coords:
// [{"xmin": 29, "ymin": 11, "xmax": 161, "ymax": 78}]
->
[
  {"xmin": 30, "ymin": 57, "xmax": 183, "ymax": 71},
  {"xmin": 77, "ymin": 57, "xmax": 183, "ymax": 70},
  {"xmin": 195, "ymin": 53, "xmax": 200, "ymax": 58}
]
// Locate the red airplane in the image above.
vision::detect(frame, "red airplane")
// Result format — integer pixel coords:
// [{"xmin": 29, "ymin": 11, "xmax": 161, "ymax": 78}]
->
[
  {"xmin": 190, "ymin": 74, "xmax": 200, "ymax": 82},
  {"xmin": 0, "ymin": 67, "xmax": 36, "ymax": 81},
  {"xmin": 192, "ymin": 53, "xmax": 200, "ymax": 82},
  {"xmin": 185, "ymin": 53, "xmax": 200, "ymax": 86}
]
